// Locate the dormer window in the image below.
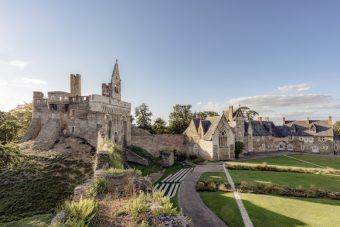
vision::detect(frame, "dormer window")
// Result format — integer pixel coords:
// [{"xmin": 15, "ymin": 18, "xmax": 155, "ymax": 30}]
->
[{"xmin": 310, "ymin": 125, "xmax": 316, "ymax": 133}]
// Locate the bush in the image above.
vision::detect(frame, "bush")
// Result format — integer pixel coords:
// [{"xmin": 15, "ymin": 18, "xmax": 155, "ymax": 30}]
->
[
  {"xmin": 107, "ymin": 144, "xmax": 124, "ymax": 169},
  {"xmin": 0, "ymin": 142, "xmax": 20, "ymax": 168},
  {"xmin": 226, "ymin": 162, "xmax": 340, "ymax": 175},
  {"xmin": 235, "ymin": 141, "xmax": 244, "ymax": 159},
  {"xmin": 175, "ymin": 150, "xmax": 187, "ymax": 162},
  {"xmin": 128, "ymin": 191, "xmax": 178, "ymax": 225},
  {"xmin": 60, "ymin": 197, "xmax": 97, "ymax": 227}
]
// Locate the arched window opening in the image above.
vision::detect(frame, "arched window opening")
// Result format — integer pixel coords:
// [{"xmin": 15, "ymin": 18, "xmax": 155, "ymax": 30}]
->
[{"xmin": 219, "ymin": 130, "xmax": 228, "ymax": 147}]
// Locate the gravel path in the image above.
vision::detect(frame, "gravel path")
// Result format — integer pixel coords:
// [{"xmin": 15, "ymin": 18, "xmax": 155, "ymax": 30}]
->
[{"xmin": 178, "ymin": 163, "xmax": 227, "ymax": 227}]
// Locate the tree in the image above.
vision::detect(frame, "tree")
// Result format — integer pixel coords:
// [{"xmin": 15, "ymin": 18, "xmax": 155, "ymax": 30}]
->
[
  {"xmin": 196, "ymin": 111, "xmax": 219, "ymax": 119},
  {"xmin": 334, "ymin": 121, "xmax": 340, "ymax": 136},
  {"xmin": 152, "ymin": 117, "xmax": 168, "ymax": 134},
  {"xmin": 9, "ymin": 103, "xmax": 32, "ymax": 139},
  {"xmin": 235, "ymin": 141, "xmax": 244, "ymax": 159},
  {"xmin": 168, "ymin": 104, "xmax": 193, "ymax": 134},
  {"xmin": 135, "ymin": 103, "xmax": 152, "ymax": 131},
  {"xmin": 238, "ymin": 107, "xmax": 259, "ymax": 120}
]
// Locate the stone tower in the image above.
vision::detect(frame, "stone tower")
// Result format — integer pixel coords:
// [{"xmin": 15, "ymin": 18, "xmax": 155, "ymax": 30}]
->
[
  {"xmin": 111, "ymin": 60, "xmax": 121, "ymax": 100},
  {"xmin": 70, "ymin": 74, "xmax": 81, "ymax": 96}
]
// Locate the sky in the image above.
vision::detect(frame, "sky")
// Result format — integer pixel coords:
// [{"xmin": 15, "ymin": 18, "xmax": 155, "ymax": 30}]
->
[{"xmin": 1, "ymin": 0, "xmax": 340, "ymax": 124}]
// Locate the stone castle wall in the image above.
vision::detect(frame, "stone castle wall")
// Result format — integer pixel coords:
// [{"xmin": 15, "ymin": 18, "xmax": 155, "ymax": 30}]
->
[{"xmin": 131, "ymin": 126, "xmax": 188, "ymax": 157}]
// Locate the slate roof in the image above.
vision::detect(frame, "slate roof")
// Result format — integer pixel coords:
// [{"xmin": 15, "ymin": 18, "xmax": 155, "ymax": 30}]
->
[{"xmin": 203, "ymin": 116, "xmax": 222, "ymax": 140}]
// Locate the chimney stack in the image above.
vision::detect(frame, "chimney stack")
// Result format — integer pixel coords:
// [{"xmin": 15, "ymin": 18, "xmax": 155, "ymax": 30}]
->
[
  {"xmin": 228, "ymin": 105, "xmax": 234, "ymax": 121},
  {"xmin": 328, "ymin": 116, "xmax": 333, "ymax": 125},
  {"xmin": 258, "ymin": 116, "xmax": 263, "ymax": 122},
  {"xmin": 283, "ymin": 117, "xmax": 286, "ymax": 125},
  {"xmin": 265, "ymin": 117, "xmax": 270, "ymax": 122},
  {"xmin": 307, "ymin": 117, "xmax": 310, "ymax": 124}
]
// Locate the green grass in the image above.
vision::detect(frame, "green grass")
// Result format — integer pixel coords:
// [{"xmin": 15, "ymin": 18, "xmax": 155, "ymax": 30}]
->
[
  {"xmin": 128, "ymin": 162, "xmax": 162, "ymax": 176},
  {"xmin": 234, "ymin": 154, "xmax": 340, "ymax": 169},
  {"xmin": 199, "ymin": 192, "xmax": 244, "ymax": 227},
  {"xmin": 241, "ymin": 193, "xmax": 340, "ymax": 227},
  {"xmin": 229, "ymin": 169, "xmax": 340, "ymax": 192},
  {"xmin": 0, "ymin": 214, "xmax": 53, "ymax": 227},
  {"xmin": 157, "ymin": 162, "xmax": 183, "ymax": 183},
  {"xmin": 0, "ymin": 152, "xmax": 93, "ymax": 223},
  {"xmin": 199, "ymin": 172, "xmax": 227, "ymax": 183}
]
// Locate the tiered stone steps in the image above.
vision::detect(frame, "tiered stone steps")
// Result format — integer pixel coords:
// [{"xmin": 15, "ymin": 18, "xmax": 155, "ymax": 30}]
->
[{"xmin": 153, "ymin": 168, "xmax": 193, "ymax": 198}]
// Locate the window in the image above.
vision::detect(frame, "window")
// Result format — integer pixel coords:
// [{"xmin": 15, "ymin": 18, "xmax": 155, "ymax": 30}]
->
[
  {"xmin": 299, "ymin": 137, "xmax": 303, "ymax": 141},
  {"xmin": 193, "ymin": 144, "xmax": 199, "ymax": 154},
  {"xmin": 289, "ymin": 135, "xmax": 293, "ymax": 140},
  {"xmin": 71, "ymin": 126, "xmax": 75, "ymax": 134},
  {"xmin": 219, "ymin": 131, "xmax": 228, "ymax": 147},
  {"xmin": 287, "ymin": 144, "xmax": 293, "ymax": 151},
  {"xmin": 301, "ymin": 144, "xmax": 305, "ymax": 151},
  {"xmin": 309, "ymin": 138, "xmax": 314, "ymax": 143},
  {"xmin": 320, "ymin": 137, "xmax": 325, "ymax": 142}
]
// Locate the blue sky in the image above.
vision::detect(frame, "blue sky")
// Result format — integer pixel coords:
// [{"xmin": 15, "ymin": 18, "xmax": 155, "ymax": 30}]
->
[{"xmin": 1, "ymin": 0, "xmax": 340, "ymax": 124}]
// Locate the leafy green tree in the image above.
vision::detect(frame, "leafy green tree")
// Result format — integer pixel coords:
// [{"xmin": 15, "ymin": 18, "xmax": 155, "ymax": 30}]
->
[
  {"xmin": 152, "ymin": 117, "xmax": 168, "ymax": 134},
  {"xmin": 135, "ymin": 103, "xmax": 153, "ymax": 131},
  {"xmin": 9, "ymin": 103, "xmax": 32, "ymax": 139},
  {"xmin": 168, "ymin": 104, "xmax": 193, "ymax": 134},
  {"xmin": 238, "ymin": 106, "xmax": 259, "ymax": 120},
  {"xmin": 196, "ymin": 111, "xmax": 219, "ymax": 119},
  {"xmin": 334, "ymin": 121, "xmax": 340, "ymax": 135},
  {"xmin": 0, "ymin": 103, "xmax": 33, "ymax": 144}
]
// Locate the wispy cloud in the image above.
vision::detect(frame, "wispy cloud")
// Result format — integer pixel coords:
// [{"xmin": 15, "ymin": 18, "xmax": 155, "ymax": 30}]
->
[
  {"xmin": 277, "ymin": 83, "xmax": 311, "ymax": 93},
  {"xmin": 9, "ymin": 60, "xmax": 30, "ymax": 69},
  {"xmin": 22, "ymin": 77, "xmax": 47, "ymax": 85},
  {"xmin": 0, "ymin": 80, "xmax": 8, "ymax": 86},
  {"xmin": 228, "ymin": 94, "xmax": 332, "ymax": 109}
]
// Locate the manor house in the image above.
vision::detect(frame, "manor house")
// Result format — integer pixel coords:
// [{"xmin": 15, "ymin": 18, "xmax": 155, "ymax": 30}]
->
[{"xmin": 184, "ymin": 106, "xmax": 340, "ymax": 160}]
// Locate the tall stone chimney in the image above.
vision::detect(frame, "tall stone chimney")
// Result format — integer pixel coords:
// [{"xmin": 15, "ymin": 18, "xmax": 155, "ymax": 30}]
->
[
  {"xmin": 328, "ymin": 116, "xmax": 333, "ymax": 125},
  {"xmin": 307, "ymin": 117, "xmax": 310, "ymax": 124},
  {"xmin": 70, "ymin": 74, "xmax": 81, "ymax": 96},
  {"xmin": 258, "ymin": 117, "xmax": 263, "ymax": 122},
  {"xmin": 265, "ymin": 117, "xmax": 270, "ymax": 122},
  {"xmin": 228, "ymin": 105, "xmax": 234, "ymax": 121},
  {"xmin": 283, "ymin": 117, "xmax": 286, "ymax": 125}
]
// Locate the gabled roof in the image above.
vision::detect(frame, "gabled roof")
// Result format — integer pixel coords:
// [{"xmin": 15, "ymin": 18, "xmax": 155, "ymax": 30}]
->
[{"xmin": 202, "ymin": 116, "xmax": 224, "ymax": 140}]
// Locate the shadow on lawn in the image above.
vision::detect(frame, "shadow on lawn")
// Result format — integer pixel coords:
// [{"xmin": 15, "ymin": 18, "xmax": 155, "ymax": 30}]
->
[{"xmin": 216, "ymin": 193, "xmax": 306, "ymax": 227}]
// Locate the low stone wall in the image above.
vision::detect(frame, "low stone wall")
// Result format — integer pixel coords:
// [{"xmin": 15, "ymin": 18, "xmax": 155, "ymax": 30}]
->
[
  {"xmin": 125, "ymin": 149, "xmax": 150, "ymax": 166},
  {"xmin": 132, "ymin": 134, "xmax": 187, "ymax": 157}
]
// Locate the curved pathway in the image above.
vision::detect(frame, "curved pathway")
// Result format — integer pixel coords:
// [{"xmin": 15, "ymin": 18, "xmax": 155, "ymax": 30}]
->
[{"xmin": 178, "ymin": 163, "xmax": 227, "ymax": 227}]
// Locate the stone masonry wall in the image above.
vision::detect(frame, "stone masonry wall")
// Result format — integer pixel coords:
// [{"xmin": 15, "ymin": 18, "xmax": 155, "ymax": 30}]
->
[{"xmin": 131, "ymin": 126, "xmax": 187, "ymax": 157}]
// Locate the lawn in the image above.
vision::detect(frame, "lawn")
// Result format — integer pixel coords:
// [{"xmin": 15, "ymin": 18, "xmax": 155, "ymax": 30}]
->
[
  {"xmin": 200, "ymin": 192, "xmax": 340, "ymax": 227},
  {"xmin": 199, "ymin": 192, "xmax": 244, "ymax": 227},
  {"xmin": 128, "ymin": 162, "xmax": 162, "ymax": 176},
  {"xmin": 229, "ymin": 169, "xmax": 340, "ymax": 192},
  {"xmin": 241, "ymin": 193, "xmax": 340, "ymax": 227},
  {"xmin": 156, "ymin": 162, "xmax": 183, "ymax": 183},
  {"xmin": 233, "ymin": 154, "xmax": 340, "ymax": 169},
  {"xmin": 199, "ymin": 172, "xmax": 227, "ymax": 183}
]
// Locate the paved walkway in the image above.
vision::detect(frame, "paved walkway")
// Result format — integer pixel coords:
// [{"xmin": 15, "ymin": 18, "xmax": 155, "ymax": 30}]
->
[
  {"xmin": 223, "ymin": 164, "xmax": 254, "ymax": 227},
  {"xmin": 178, "ymin": 163, "xmax": 227, "ymax": 227}
]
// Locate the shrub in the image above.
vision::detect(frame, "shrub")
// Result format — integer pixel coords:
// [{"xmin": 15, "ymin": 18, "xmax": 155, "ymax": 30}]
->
[
  {"xmin": 60, "ymin": 197, "xmax": 97, "ymax": 227},
  {"xmin": 226, "ymin": 162, "xmax": 340, "ymax": 176},
  {"xmin": 175, "ymin": 150, "xmax": 187, "ymax": 162},
  {"xmin": 107, "ymin": 144, "xmax": 124, "ymax": 169},
  {"xmin": 0, "ymin": 142, "xmax": 20, "ymax": 168},
  {"xmin": 235, "ymin": 141, "xmax": 244, "ymax": 159},
  {"xmin": 127, "ymin": 191, "xmax": 178, "ymax": 225}
]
